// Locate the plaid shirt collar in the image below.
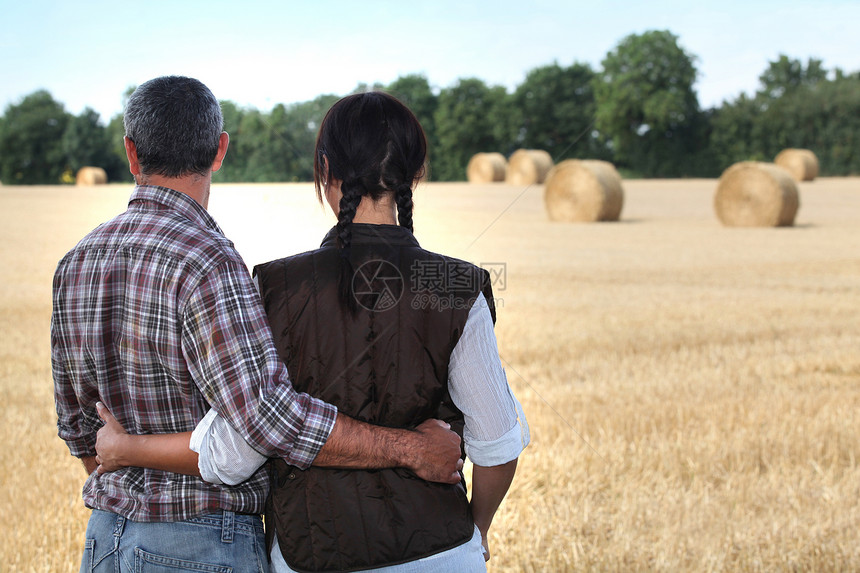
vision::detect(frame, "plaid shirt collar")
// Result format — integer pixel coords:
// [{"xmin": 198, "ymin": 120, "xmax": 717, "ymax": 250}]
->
[{"xmin": 128, "ymin": 184, "xmax": 223, "ymax": 235}]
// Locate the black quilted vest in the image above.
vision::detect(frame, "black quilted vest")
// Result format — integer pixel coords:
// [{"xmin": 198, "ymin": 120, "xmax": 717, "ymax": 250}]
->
[{"xmin": 254, "ymin": 224, "xmax": 496, "ymax": 572}]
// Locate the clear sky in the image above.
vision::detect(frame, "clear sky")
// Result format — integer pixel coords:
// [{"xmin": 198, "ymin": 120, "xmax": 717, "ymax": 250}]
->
[{"xmin": 1, "ymin": 0, "xmax": 858, "ymax": 122}]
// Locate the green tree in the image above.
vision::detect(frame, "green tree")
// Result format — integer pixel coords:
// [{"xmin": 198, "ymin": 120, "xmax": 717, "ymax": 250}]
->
[
  {"xmin": 747, "ymin": 55, "xmax": 830, "ymax": 168},
  {"xmin": 594, "ymin": 30, "xmax": 703, "ymax": 176},
  {"xmin": 62, "ymin": 107, "xmax": 124, "ymax": 181},
  {"xmin": 387, "ymin": 74, "xmax": 440, "ymax": 164},
  {"xmin": 756, "ymin": 70, "xmax": 860, "ymax": 175},
  {"xmin": 513, "ymin": 62, "xmax": 608, "ymax": 161},
  {"xmin": 249, "ymin": 103, "xmax": 306, "ymax": 182},
  {"xmin": 224, "ymin": 94, "xmax": 339, "ymax": 183},
  {"xmin": 105, "ymin": 113, "xmax": 133, "ymax": 182},
  {"xmin": 708, "ymin": 93, "xmax": 765, "ymax": 171},
  {"xmin": 708, "ymin": 55, "xmax": 860, "ymax": 176},
  {"xmin": 814, "ymin": 73, "xmax": 860, "ymax": 174},
  {"xmin": 433, "ymin": 78, "xmax": 515, "ymax": 181},
  {"xmin": 215, "ymin": 100, "xmax": 249, "ymax": 182},
  {"xmin": 350, "ymin": 82, "xmax": 386, "ymax": 94},
  {"xmin": 0, "ymin": 114, "xmax": 4, "ymax": 183},
  {"xmin": 278, "ymin": 94, "xmax": 340, "ymax": 181},
  {"xmin": 0, "ymin": 90, "xmax": 71, "ymax": 184},
  {"xmin": 233, "ymin": 109, "xmax": 275, "ymax": 182},
  {"xmin": 757, "ymin": 55, "xmax": 827, "ymax": 100}
]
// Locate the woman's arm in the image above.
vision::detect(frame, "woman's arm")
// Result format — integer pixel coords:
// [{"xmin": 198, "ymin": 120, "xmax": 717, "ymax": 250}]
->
[
  {"xmin": 471, "ymin": 459, "xmax": 519, "ymax": 560},
  {"xmin": 95, "ymin": 402, "xmax": 464, "ymax": 485},
  {"xmin": 447, "ymin": 293, "xmax": 531, "ymax": 560},
  {"xmin": 95, "ymin": 402, "xmax": 199, "ymax": 476},
  {"xmin": 81, "ymin": 456, "xmax": 99, "ymax": 475}
]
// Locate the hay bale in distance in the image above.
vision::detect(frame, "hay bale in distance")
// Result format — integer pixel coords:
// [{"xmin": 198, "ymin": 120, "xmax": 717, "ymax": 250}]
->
[
  {"xmin": 506, "ymin": 149, "xmax": 553, "ymax": 185},
  {"xmin": 774, "ymin": 148, "xmax": 819, "ymax": 181},
  {"xmin": 467, "ymin": 152, "xmax": 507, "ymax": 183},
  {"xmin": 76, "ymin": 166, "xmax": 108, "ymax": 186},
  {"xmin": 714, "ymin": 161, "xmax": 800, "ymax": 227},
  {"xmin": 544, "ymin": 159, "xmax": 624, "ymax": 222}
]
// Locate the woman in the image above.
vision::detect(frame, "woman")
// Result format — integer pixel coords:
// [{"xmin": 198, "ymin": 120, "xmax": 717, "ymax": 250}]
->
[{"xmin": 96, "ymin": 92, "xmax": 529, "ymax": 572}]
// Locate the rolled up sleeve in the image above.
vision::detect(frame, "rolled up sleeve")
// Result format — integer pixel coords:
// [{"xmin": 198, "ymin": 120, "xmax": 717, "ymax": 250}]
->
[
  {"xmin": 182, "ymin": 259, "xmax": 337, "ymax": 469},
  {"xmin": 190, "ymin": 408, "xmax": 269, "ymax": 485},
  {"xmin": 448, "ymin": 293, "xmax": 530, "ymax": 467}
]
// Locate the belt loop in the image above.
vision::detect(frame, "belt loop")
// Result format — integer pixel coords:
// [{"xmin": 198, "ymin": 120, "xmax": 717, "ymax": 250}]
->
[
  {"xmin": 221, "ymin": 510, "xmax": 235, "ymax": 543},
  {"xmin": 112, "ymin": 514, "xmax": 126, "ymax": 538},
  {"xmin": 113, "ymin": 514, "xmax": 126, "ymax": 551}
]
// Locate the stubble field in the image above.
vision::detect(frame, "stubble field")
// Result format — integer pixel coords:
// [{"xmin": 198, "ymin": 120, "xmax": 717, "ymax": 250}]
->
[{"xmin": 1, "ymin": 177, "xmax": 858, "ymax": 571}]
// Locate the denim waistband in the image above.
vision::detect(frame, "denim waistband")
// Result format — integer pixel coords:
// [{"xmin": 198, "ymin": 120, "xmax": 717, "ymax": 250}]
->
[{"xmin": 93, "ymin": 508, "xmax": 264, "ymax": 543}]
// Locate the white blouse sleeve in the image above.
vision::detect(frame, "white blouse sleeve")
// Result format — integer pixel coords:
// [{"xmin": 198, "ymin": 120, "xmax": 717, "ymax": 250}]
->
[
  {"xmin": 448, "ymin": 292, "xmax": 530, "ymax": 467},
  {"xmin": 190, "ymin": 408, "xmax": 269, "ymax": 485}
]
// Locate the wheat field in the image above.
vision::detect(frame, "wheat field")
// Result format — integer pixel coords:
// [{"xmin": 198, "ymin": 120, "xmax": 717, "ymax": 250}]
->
[{"xmin": 1, "ymin": 177, "xmax": 858, "ymax": 572}]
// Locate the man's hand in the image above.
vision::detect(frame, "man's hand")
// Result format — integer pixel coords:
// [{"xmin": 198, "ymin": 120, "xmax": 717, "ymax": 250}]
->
[
  {"xmin": 409, "ymin": 419, "xmax": 463, "ymax": 484},
  {"xmin": 94, "ymin": 402, "xmax": 130, "ymax": 474},
  {"xmin": 313, "ymin": 415, "xmax": 464, "ymax": 484}
]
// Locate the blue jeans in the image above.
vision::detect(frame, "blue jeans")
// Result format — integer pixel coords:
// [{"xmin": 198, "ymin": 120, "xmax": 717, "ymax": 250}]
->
[
  {"xmin": 270, "ymin": 524, "xmax": 487, "ymax": 573},
  {"xmin": 80, "ymin": 509, "xmax": 267, "ymax": 573}
]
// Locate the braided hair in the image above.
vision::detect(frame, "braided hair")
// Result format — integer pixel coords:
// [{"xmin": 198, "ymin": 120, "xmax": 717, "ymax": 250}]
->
[
  {"xmin": 313, "ymin": 92, "xmax": 427, "ymax": 313},
  {"xmin": 394, "ymin": 182, "xmax": 414, "ymax": 233}
]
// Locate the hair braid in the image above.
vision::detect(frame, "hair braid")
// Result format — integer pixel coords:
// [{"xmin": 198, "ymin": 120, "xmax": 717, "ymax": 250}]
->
[
  {"xmin": 395, "ymin": 182, "xmax": 414, "ymax": 233},
  {"xmin": 336, "ymin": 178, "xmax": 363, "ymax": 313}
]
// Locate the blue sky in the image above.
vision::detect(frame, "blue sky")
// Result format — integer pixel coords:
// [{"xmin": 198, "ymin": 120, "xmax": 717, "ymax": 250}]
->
[{"xmin": 1, "ymin": 0, "xmax": 858, "ymax": 122}]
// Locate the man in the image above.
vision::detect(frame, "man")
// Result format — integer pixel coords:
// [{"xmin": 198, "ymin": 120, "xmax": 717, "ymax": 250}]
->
[{"xmin": 52, "ymin": 76, "xmax": 462, "ymax": 572}]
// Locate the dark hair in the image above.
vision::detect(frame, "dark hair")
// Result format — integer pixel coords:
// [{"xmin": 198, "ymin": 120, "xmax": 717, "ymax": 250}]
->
[
  {"xmin": 124, "ymin": 76, "xmax": 223, "ymax": 178},
  {"xmin": 313, "ymin": 92, "xmax": 427, "ymax": 312}
]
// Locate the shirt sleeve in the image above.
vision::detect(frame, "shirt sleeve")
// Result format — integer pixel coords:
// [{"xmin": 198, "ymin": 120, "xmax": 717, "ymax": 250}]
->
[
  {"xmin": 448, "ymin": 292, "xmax": 530, "ymax": 467},
  {"xmin": 52, "ymin": 321, "xmax": 96, "ymax": 458},
  {"xmin": 190, "ymin": 408, "xmax": 269, "ymax": 485},
  {"xmin": 181, "ymin": 257, "xmax": 337, "ymax": 470},
  {"xmin": 51, "ymin": 264, "xmax": 101, "ymax": 458}
]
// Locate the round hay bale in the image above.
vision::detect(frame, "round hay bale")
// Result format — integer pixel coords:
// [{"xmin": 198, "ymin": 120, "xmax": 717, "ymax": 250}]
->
[
  {"xmin": 466, "ymin": 152, "xmax": 507, "ymax": 183},
  {"xmin": 714, "ymin": 161, "xmax": 800, "ymax": 227},
  {"xmin": 506, "ymin": 149, "xmax": 553, "ymax": 185},
  {"xmin": 774, "ymin": 148, "xmax": 819, "ymax": 181},
  {"xmin": 544, "ymin": 159, "xmax": 624, "ymax": 222},
  {"xmin": 76, "ymin": 166, "xmax": 108, "ymax": 186}
]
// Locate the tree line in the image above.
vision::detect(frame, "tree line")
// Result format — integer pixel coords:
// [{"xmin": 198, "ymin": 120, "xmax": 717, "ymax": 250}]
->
[{"xmin": 1, "ymin": 30, "xmax": 858, "ymax": 185}]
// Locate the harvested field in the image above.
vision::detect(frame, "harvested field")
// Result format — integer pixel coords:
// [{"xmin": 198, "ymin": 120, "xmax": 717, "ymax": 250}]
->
[{"xmin": 1, "ymin": 177, "xmax": 859, "ymax": 571}]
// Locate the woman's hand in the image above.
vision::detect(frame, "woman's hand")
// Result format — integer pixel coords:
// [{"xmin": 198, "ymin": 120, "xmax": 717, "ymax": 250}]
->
[
  {"xmin": 94, "ymin": 402, "xmax": 130, "ymax": 474},
  {"xmin": 481, "ymin": 531, "xmax": 491, "ymax": 561},
  {"xmin": 94, "ymin": 404, "xmax": 201, "ymax": 477}
]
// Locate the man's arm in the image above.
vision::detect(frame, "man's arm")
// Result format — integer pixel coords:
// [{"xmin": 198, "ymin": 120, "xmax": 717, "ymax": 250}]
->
[
  {"xmin": 95, "ymin": 403, "xmax": 462, "ymax": 483},
  {"xmin": 179, "ymin": 259, "xmax": 463, "ymax": 481},
  {"xmin": 314, "ymin": 415, "xmax": 463, "ymax": 481},
  {"xmin": 53, "ymin": 299, "xmax": 102, "ymax": 472}
]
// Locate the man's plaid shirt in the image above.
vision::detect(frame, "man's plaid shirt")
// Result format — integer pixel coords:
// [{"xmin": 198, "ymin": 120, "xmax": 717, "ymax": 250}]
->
[{"xmin": 52, "ymin": 185, "xmax": 336, "ymax": 522}]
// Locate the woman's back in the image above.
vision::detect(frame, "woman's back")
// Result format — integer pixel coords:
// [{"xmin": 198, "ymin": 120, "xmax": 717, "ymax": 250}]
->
[{"xmin": 256, "ymin": 223, "xmax": 494, "ymax": 571}]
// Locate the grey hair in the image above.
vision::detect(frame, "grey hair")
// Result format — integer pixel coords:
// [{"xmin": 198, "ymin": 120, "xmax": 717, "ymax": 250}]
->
[{"xmin": 124, "ymin": 76, "xmax": 223, "ymax": 178}]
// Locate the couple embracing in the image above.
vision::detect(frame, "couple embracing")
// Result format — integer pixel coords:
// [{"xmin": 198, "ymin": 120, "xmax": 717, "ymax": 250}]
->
[{"xmin": 53, "ymin": 75, "xmax": 528, "ymax": 573}]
